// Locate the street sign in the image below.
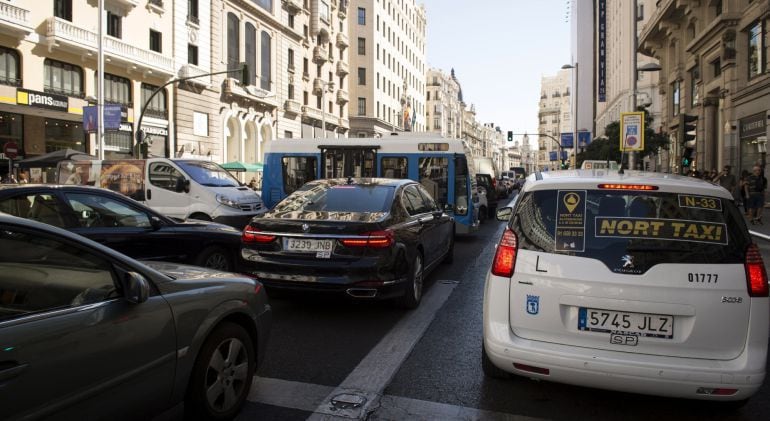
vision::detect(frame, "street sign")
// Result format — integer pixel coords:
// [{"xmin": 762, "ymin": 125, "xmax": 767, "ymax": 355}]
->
[
  {"xmin": 3, "ymin": 141, "xmax": 18, "ymax": 159},
  {"xmin": 620, "ymin": 112, "xmax": 645, "ymax": 152},
  {"xmin": 560, "ymin": 132, "xmax": 574, "ymax": 148}
]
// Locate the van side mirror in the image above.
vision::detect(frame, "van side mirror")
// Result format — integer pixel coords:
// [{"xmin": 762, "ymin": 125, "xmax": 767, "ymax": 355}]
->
[
  {"xmin": 121, "ymin": 272, "xmax": 150, "ymax": 304},
  {"xmin": 175, "ymin": 176, "xmax": 190, "ymax": 193}
]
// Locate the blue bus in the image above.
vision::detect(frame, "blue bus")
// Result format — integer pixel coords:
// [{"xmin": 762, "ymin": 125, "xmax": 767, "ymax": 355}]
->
[{"xmin": 261, "ymin": 133, "xmax": 479, "ymax": 235}]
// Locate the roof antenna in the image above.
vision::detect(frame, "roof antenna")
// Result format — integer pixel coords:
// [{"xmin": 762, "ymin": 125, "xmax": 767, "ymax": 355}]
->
[{"xmin": 346, "ymin": 175, "xmax": 354, "ymax": 185}]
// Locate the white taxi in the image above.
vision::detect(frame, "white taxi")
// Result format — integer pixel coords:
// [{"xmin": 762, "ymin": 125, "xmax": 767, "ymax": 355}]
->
[{"xmin": 483, "ymin": 170, "xmax": 768, "ymax": 404}]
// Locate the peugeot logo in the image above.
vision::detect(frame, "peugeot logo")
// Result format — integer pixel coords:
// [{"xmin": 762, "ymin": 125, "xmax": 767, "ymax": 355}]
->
[
  {"xmin": 621, "ymin": 254, "xmax": 634, "ymax": 268},
  {"xmin": 302, "ymin": 223, "xmax": 310, "ymax": 232}
]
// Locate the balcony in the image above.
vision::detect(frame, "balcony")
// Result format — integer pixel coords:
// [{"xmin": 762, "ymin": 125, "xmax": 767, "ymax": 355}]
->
[
  {"xmin": 336, "ymin": 89, "xmax": 349, "ymax": 104},
  {"xmin": 45, "ymin": 17, "xmax": 174, "ymax": 77},
  {"xmin": 336, "ymin": 60, "xmax": 349, "ymax": 76},
  {"xmin": 0, "ymin": 3, "xmax": 33, "ymax": 36},
  {"xmin": 338, "ymin": 117, "xmax": 349, "ymax": 128},
  {"xmin": 338, "ymin": 1, "xmax": 347, "ymax": 19},
  {"xmin": 313, "ymin": 45, "xmax": 328, "ymax": 63},
  {"xmin": 335, "ymin": 32, "xmax": 349, "ymax": 48},
  {"xmin": 313, "ymin": 78, "xmax": 334, "ymax": 94},
  {"xmin": 179, "ymin": 64, "xmax": 209, "ymax": 85},
  {"xmin": 113, "ymin": 0, "xmax": 140, "ymax": 8},
  {"xmin": 301, "ymin": 105, "xmax": 324, "ymax": 121},
  {"xmin": 284, "ymin": 0, "xmax": 302, "ymax": 13},
  {"xmin": 284, "ymin": 99, "xmax": 301, "ymax": 115},
  {"xmin": 223, "ymin": 78, "xmax": 279, "ymax": 107}
]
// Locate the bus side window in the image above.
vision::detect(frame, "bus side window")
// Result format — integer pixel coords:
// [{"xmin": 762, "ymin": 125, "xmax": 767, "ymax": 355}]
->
[
  {"xmin": 381, "ymin": 157, "xmax": 408, "ymax": 179},
  {"xmin": 282, "ymin": 156, "xmax": 318, "ymax": 194}
]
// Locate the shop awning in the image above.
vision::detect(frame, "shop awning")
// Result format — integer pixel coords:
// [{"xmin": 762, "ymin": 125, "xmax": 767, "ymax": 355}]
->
[
  {"xmin": 18, "ymin": 148, "xmax": 96, "ymax": 168},
  {"xmin": 221, "ymin": 161, "xmax": 264, "ymax": 172}
]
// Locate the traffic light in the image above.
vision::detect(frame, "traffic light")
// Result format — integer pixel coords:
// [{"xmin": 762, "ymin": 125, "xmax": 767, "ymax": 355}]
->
[
  {"xmin": 507, "ymin": 131, "xmax": 513, "ymax": 142},
  {"xmin": 678, "ymin": 114, "xmax": 697, "ymax": 145},
  {"xmin": 560, "ymin": 160, "xmax": 570, "ymax": 170},
  {"xmin": 681, "ymin": 147, "xmax": 694, "ymax": 168}
]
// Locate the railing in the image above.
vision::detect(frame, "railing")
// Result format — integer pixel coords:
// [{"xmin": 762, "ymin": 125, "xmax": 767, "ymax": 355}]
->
[
  {"xmin": 180, "ymin": 64, "xmax": 208, "ymax": 79},
  {"xmin": 44, "ymin": 86, "xmax": 84, "ymax": 99},
  {"xmin": 143, "ymin": 107, "xmax": 167, "ymax": 119},
  {"xmin": 284, "ymin": 0, "xmax": 302, "ymax": 12},
  {"xmin": 0, "ymin": 77, "xmax": 22, "ymax": 87},
  {"xmin": 284, "ymin": 99, "xmax": 301, "ymax": 114},
  {"xmin": 0, "ymin": 2, "xmax": 31, "ymax": 31},
  {"xmin": 46, "ymin": 17, "xmax": 174, "ymax": 75}
]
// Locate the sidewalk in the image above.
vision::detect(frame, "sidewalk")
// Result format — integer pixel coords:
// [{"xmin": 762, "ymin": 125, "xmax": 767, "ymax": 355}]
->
[{"xmin": 743, "ymin": 212, "xmax": 770, "ymax": 240}]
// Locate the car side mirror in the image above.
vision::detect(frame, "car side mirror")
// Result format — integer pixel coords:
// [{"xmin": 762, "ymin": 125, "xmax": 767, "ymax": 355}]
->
[
  {"xmin": 496, "ymin": 207, "xmax": 513, "ymax": 221},
  {"xmin": 175, "ymin": 176, "xmax": 190, "ymax": 193},
  {"xmin": 150, "ymin": 216, "xmax": 163, "ymax": 230},
  {"xmin": 121, "ymin": 272, "xmax": 150, "ymax": 304}
]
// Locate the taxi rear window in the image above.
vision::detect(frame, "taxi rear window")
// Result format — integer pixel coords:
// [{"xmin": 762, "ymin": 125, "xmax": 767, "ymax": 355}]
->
[{"xmin": 511, "ymin": 190, "xmax": 751, "ymax": 273}]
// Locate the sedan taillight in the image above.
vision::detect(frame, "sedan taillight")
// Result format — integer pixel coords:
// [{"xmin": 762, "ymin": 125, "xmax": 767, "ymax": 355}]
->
[
  {"xmin": 745, "ymin": 244, "xmax": 769, "ymax": 297},
  {"xmin": 242, "ymin": 226, "xmax": 276, "ymax": 243},
  {"xmin": 341, "ymin": 230, "xmax": 395, "ymax": 248},
  {"xmin": 491, "ymin": 228, "xmax": 518, "ymax": 277}
]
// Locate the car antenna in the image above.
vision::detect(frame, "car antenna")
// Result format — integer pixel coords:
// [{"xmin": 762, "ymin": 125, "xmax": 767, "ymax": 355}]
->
[{"xmin": 346, "ymin": 175, "xmax": 354, "ymax": 185}]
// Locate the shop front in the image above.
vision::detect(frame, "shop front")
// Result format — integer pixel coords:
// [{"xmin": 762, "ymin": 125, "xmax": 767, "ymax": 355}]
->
[{"xmin": 739, "ymin": 112, "xmax": 768, "ymax": 175}]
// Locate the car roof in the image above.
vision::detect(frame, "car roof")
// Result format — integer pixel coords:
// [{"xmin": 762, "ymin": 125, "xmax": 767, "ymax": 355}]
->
[
  {"xmin": 308, "ymin": 178, "xmax": 414, "ymax": 188},
  {"xmin": 523, "ymin": 170, "xmax": 732, "ymax": 199}
]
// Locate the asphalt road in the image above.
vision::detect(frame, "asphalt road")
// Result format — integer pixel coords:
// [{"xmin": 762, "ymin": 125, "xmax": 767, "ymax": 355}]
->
[{"xmin": 237, "ymin": 196, "xmax": 770, "ymax": 420}]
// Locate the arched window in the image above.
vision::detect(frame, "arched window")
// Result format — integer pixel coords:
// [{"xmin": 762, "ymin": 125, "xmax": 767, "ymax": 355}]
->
[
  {"xmin": 44, "ymin": 58, "xmax": 83, "ymax": 97},
  {"xmin": 0, "ymin": 47, "xmax": 20, "ymax": 87},
  {"xmin": 260, "ymin": 31, "xmax": 271, "ymax": 91},
  {"xmin": 227, "ymin": 13, "xmax": 240, "ymax": 73},
  {"xmin": 245, "ymin": 23, "xmax": 257, "ymax": 86}
]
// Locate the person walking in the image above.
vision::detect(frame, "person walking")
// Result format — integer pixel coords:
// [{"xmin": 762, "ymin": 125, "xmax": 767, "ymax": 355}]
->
[
  {"xmin": 739, "ymin": 170, "xmax": 751, "ymax": 215},
  {"xmin": 716, "ymin": 165, "xmax": 738, "ymax": 202},
  {"xmin": 746, "ymin": 165, "xmax": 767, "ymax": 225}
]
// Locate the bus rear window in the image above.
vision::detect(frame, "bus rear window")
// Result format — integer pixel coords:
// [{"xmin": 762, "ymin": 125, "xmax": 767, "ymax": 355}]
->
[{"xmin": 282, "ymin": 157, "xmax": 317, "ymax": 194}]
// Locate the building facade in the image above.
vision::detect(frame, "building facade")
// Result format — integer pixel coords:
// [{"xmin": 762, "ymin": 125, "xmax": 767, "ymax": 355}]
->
[
  {"xmin": 425, "ymin": 67, "xmax": 463, "ymax": 139},
  {"xmin": 639, "ymin": 0, "xmax": 770, "ymax": 176},
  {"xmin": 348, "ymin": 0, "xmax": 426, "ymax": 137},
  {"xmin": 537, "ymin": 69, "xmax": 572, "ymax": 170},
  {"xmin": 0, "ymin": 0, "xmax": 175, "ymax": 179}
]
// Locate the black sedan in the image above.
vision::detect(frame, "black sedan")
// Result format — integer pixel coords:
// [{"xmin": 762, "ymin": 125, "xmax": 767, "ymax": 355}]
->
[
  {"xmin": 241, "ymin": 178, "xmax": 454, "ymax": 308},
  {"xmin": 0, "ymin": 184, "xmax": 243, "ymax": 272},
  {"xmin": 0, "ymin": 214, "xmax": 271, "ymax": 420}
]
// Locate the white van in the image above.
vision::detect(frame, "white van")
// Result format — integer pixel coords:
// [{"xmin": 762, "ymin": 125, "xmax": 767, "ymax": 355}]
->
[{"xmin": 57, "ymin": 158, "xmax": 267, "ymax": 228}]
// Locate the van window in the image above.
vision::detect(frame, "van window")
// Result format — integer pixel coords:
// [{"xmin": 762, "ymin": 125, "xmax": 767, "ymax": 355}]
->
[
  {"xmin": 149, "ymin": 163, "xmax": 184, "ymax": 191},
  {"xmin": 381, "ymin": 157, "xmax": 408, "ymax": 178},
  {"xmin": 176, "ymin": 161, "xmax": 240, "ymax": 187},
  {"xmin": 282, "ymin": 156, "xmax": 318, "ymax": 194},
  {"xmin": 511, "ymin": 190, "xmax": 750, "ymax": 274}
]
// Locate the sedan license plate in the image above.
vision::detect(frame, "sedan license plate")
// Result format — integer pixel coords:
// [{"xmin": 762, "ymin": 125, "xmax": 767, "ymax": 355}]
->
[
  {"xmin": 283, "ymin": 238, "xmax": 334, "ymax": 253},
  {"xmin": 578, "ymin": 308, "xmax": 673, "ymax": 339}
]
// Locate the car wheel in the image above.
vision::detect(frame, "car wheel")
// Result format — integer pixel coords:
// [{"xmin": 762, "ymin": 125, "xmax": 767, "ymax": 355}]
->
[
  {"xmin": 196, "ymin": 246, "xmax": 233, "ymax": 272},
  {"xmin": 189, "ymin": 213, "xmax": 212, "ymax": 222},
  {"xmin": 478, "ymin": 206, "xmax": 487, "ymax": 221},
  {"xmin": 443, "ymin": 235, "xmax": 454, "ymax": 264},
  {"xmin": 186, "ymin": 322, "xmax": 255, "ymax": 420},
  {"xmin": 482, "ymin": 342, "xmax": 509, "ymax": 379},
  {"xmin": 398, "ymin": 252, "xmax": 424, "ymax": 309}
]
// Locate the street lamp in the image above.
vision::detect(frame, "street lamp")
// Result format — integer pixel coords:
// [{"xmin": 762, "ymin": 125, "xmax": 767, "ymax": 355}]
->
[
  {"xmin": 318, "ymin": 80, "xmax": 334, "ymax": 138},
  {"xmin": 562, "ymin": 63, "xmax": 578, "ymax": 166}
]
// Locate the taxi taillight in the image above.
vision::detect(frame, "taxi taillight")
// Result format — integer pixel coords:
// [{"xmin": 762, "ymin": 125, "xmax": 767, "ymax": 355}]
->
[
  {"xmin": 341, "ymin": 230, "xmax": 394, "ymax": 248},
  {"xmin": 597, "ymin": 184, "xmax": 659, "ymax": 191},
  {"xmin": 745, "ymin": 244, "xmax": 769, "ymax": 297},
  {"xmin": 491, "ymin": 228, "xmax": 518, "ymax": 277},
  {"xmin": 242, "ymin": 226, "xmax": 276, "ymax": 243}
]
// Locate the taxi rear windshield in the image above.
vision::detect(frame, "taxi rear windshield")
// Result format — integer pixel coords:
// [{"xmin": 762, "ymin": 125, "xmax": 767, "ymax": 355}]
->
[
  {"xmin": 274, "ymin": 184, "xmax": 395, "ymax": 213},
  {"xmin": 511, "ymin": 190, "xmax": 751, "ymax": 271}
]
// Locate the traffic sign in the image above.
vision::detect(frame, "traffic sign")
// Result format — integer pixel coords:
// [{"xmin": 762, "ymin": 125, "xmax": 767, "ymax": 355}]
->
[{"xmin": 3, "ymin": 141, "xmax": 18, "ymax": 159}]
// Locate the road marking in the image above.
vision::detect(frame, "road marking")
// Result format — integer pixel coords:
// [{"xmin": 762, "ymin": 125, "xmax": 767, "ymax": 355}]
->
[{"xmin": 247, "ymin": 377, "xmax": 543, "ymax": 421}]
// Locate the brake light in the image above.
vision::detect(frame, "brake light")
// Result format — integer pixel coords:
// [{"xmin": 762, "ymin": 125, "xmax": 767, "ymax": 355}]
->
[
  {"xmin": 745, "ymin": 244, "xmax": 769, "ymax": 297},
  {"xmin": 597, "ymin": 184, "xmax": 659, "ymax": 191},
  {"xmin": 491, "ymin": 228, "xmax": 518, "ymax": 277},
  {"xmin": 242, "ymin": 226, "xmax": 276, "ymax": 243},
  {"xmin": 491, "ymin": 178, "xmax": 497, "ymax": 189},
  {"xmin": 341, "ymin": 230, "xmax": 395, "ymax": 248}
]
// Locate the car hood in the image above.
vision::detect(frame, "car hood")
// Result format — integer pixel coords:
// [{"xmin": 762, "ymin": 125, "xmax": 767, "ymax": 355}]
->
[{"xmin": 209, "ymin": 186, "xmax": 263, "ymax": 203}]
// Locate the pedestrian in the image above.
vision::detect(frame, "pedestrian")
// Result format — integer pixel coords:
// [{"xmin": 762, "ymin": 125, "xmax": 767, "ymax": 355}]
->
[
  {"xmin": 739, "ymin": 170, "xmax": 751, "ymax": 215},
  {"xmin": 716, "ymin": 165, "xmax": 738, "ymax": 199},
  {"xmin": 709, "ymin": 169, "xmax": 719, "ymax": 182},
  {"xmin": 18, "ymin": 170, "xmax": 29, "ymax": 184},
  {"xmin": 746, "ymin": 165, "xmax": 767, "ymax": 225},
  {"xmin": 248, "ymin": 178, "xmax": 258, "ymax": 190}
]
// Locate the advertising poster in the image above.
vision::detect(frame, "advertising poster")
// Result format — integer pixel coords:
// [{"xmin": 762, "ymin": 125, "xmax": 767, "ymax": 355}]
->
[{"xmin": 555, "ymin": 190, "xmax": 586, "ymax": 252}]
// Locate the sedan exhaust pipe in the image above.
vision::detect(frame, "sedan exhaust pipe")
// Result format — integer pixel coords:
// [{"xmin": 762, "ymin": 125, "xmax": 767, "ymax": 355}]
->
[{"xmin": 346, "ymin": 288, "xmax": 377, "ymax": 298}]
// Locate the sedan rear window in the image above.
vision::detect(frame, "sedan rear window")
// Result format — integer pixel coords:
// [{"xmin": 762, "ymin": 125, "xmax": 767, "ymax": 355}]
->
[
  {"xmin": 274, "ymin": 184, "xmax": 395, "ymax": 213},
  {"xmin": 511, "ymin": 190, "xmax": 751, "ymax": 274}
]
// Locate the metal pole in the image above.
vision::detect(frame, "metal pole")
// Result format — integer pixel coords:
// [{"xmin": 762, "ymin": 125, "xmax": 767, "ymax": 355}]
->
[
  {"xmin": 629, "ymin": 0, "xmax": 638, "ymax": 170},
  {"xmin": 321, "ymin": 83, "xmax": 326, "ymax": 138},
  {"xmin": 97, "ymin": 0, "xmax": 104, "ymax": 160},
  {"xmin": 574, "ymin": 63, "xmax": 579, "ymax": 167}
]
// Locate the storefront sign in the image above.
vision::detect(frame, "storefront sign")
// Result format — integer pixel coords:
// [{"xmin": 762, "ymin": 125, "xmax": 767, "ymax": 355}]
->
[
  {"xmin": 16, "ymin": 89, "xmax": 68, "ymax": 112},
  {"xmin": 740, "ymin": 112, "xmax": 767, "ymax": 140},
  {"xmin": 598, "ymin": 0, "xmax": 607, "ymax": 102},
  {"xmin": 141, "ymin": 126, "xmax": 168, "ymax": 137}
]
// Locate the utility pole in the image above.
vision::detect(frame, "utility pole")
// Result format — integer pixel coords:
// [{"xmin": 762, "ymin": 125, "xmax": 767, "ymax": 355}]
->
[
  {"xmin": 97, "ymin": 0, "xmax": 104, "ymax": 160},
  {"xmin": 629, "ymin": 0, "xmax": 638, "ymax": 170}
]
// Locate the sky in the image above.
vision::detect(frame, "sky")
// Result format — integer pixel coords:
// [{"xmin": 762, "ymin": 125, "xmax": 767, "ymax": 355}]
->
[{"xmin": 419, "ymin": 0, "xmax": 571, "ymax": 146}]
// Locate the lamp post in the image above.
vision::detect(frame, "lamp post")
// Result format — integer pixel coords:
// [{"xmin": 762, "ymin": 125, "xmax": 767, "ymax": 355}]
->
[
  {"xmin": 562, "ymin": 62, "xmax": 578, "ymax": 167},
  {"xmin": 317, "ymin": 79, "xmax": 334, "ymax": 138}
]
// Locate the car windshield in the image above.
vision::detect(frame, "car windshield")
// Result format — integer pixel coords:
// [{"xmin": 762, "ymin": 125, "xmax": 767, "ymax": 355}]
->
[
  {"xmin": 511, "ymin": 189, "xmax": 752, "ymax": 273},
  {"xmin": 274, "ymin": 184, "xmax": 395, "ymax": 213},
  {"xmin": 176, "ymin": 161, "xmax": 241, "ymax": 187}
]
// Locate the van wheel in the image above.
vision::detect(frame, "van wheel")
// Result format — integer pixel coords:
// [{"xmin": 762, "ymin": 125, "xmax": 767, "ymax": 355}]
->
[
  {"xmin": 185, "ymin": 322, "xmax": 255, "ymax": 420},
  {"xmin": 196, "ymin": 246, "xmax": 233, "ymax": 272},
  {"xmin": 482, "ymin": 343, "xmax": 509, "ymax": 379},
  {"xmin": 189, "ymin": 213, "xmax": 212, "ymax": 222}
]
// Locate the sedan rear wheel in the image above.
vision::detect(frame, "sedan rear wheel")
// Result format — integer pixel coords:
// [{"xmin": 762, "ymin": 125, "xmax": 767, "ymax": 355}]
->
[
  {"xmin": 398, "ymin": 253, "xmax": 423, "ymax": 309},
  {"xmin": 196, "ymin": 246, "xmax": 233, "ymax": 272},
  {"xmin": 186, "ymin": 322, "xmax": 255, "ymax": 420}
]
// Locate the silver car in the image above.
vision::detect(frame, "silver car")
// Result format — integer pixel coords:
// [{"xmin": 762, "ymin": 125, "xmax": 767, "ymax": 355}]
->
[{"xmin": 0, "ymin": 214, "xmax": 271, "ymax": 420}]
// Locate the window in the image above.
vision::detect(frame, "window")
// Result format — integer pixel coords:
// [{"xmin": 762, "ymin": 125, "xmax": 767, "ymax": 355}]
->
[
  {"xmin": 303, "ymin": 90, "xmax": 308, "ymax": 105},
  {"xmin": 712, "ymin": 57, "xmax": 722, "ymax": 77},
  {"xmin": 188, "ymin": 44, "xmax": 199, "ymax": 65},
  {"xmin": 149, "ymin": 162, "xmax": 184, "ymax": 192},
  {"xmin": 319, "ymin": 1, "xmax": 330, "ymax": 23},
  {"xmin": 748, "ymin": 21, "xmax": 765, "ymax": 78},
  {"xmin": 453, "ymin": 156, "xmax": 469, "ymax": 215},
  {"xmin": 714, "ymin": 0, "xmax": 722, "ymax": 16},
  {"xmin": 282, "ymin": 156, "xmax": 317, "ymax": 195},
  {"xmin": 303, "ymin": 58, "xmax": 309, "ymax": 77},
  {"xmin": 358, "ymin": 7, "xmax": 366, "ymax": 25},
  {"xmin": 284, "ymin": 130, "xmax": 293, "ymax": 138},
  {"xmin": 103, "ymin": 74, "xmax": 131, "ymax": 106},
  {"xmin": 671, "ymin": 80, "xmax": 680, "ymax": 117},
  {"xmin": 690, "ymin": 70, "xmax": 699, "ymax": 108},
  {"xmin": 65, "ymin": 193, "xmax": 151, "ymax": 228},
  {"xmin": 380, "ymin": 157, "xmax": 408, "ymax": 178},
  {"xmin": 358, "ymin": 67, "xmax": 366, "ymax": 85},
  {"xmin": 149, "ymin": 30, "xmax": 162, "ymax": 53},
  {"xmin": 252, "ymin": 0, "xmax": 272, "ymax": 12},
  {"xmin": 227, "ymin": 13, "xmax": 240, "ymax": 75},
  {"xmin": 245, "ymin": 23, "xmax": 257, "ymax": 86},
  {"xmin": 288, "ymin": 49, "xmax": 295, "ymax": 71},
  {"xmin": 188, "ymin": 0, "xmax": 199, "ymax": 24},
  {"xmin": 44, "ymin": 59, "xmax": 83, "ymax": 97},
  {"xmin": 288, "ymin": 83, "xmax": 294, "ymax": 100},
  {"xmin": 358, "ymin": 37, "xmax": 366, "ymax": 55},
  {"xmin": 357, "ymin": 97, "xmax": 366, "ymax": 115},
  {"xmin": 0, "ymin": 194, "xmax": 67, "ymax": 228},
  {"xmin": 288, "ymin": 14, "xmax": 294, "ymax": 29},
  {"xmin": 54, "ymin": 0, "xmax": 72, "ymax": 21},
  {"xmin": 0, "ymin": 47, "xmax": 20, "ymax": 87},
  {"xmin": 107, "ymin": 12, "xmax": 121, "ymax": 39},
  {"xmin": 275, "ymin": 184, "xmax": 393, "ymax": 214},
  {"xmin": 261, "ymin": 31, "xmax": 272, "ymax": 90},
  {"xmin": 418, "ymin": 157, "xmax": 448, "ymax": 206},
  {"xmin": 141, "ymin": 84, "xmax": 167, "ymax": 119},
  {"xmin": 0, "ymin": 226, "xmax": 117, "ymax": 321}
]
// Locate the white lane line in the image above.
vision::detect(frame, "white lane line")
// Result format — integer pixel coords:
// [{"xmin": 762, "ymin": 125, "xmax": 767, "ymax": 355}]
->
[{"xmin": 247, "ymin": 377, "xmax": 545, "ymax": 421}]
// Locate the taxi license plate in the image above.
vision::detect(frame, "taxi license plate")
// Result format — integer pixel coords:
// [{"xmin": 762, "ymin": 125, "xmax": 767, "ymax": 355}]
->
[
  {"xmin": 578, "ymin": 308, "xmax": 673, "ymax": 339},
  {"xmin": 283, "ymin": 238, "xmax": 334, "ymax": 253}
]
